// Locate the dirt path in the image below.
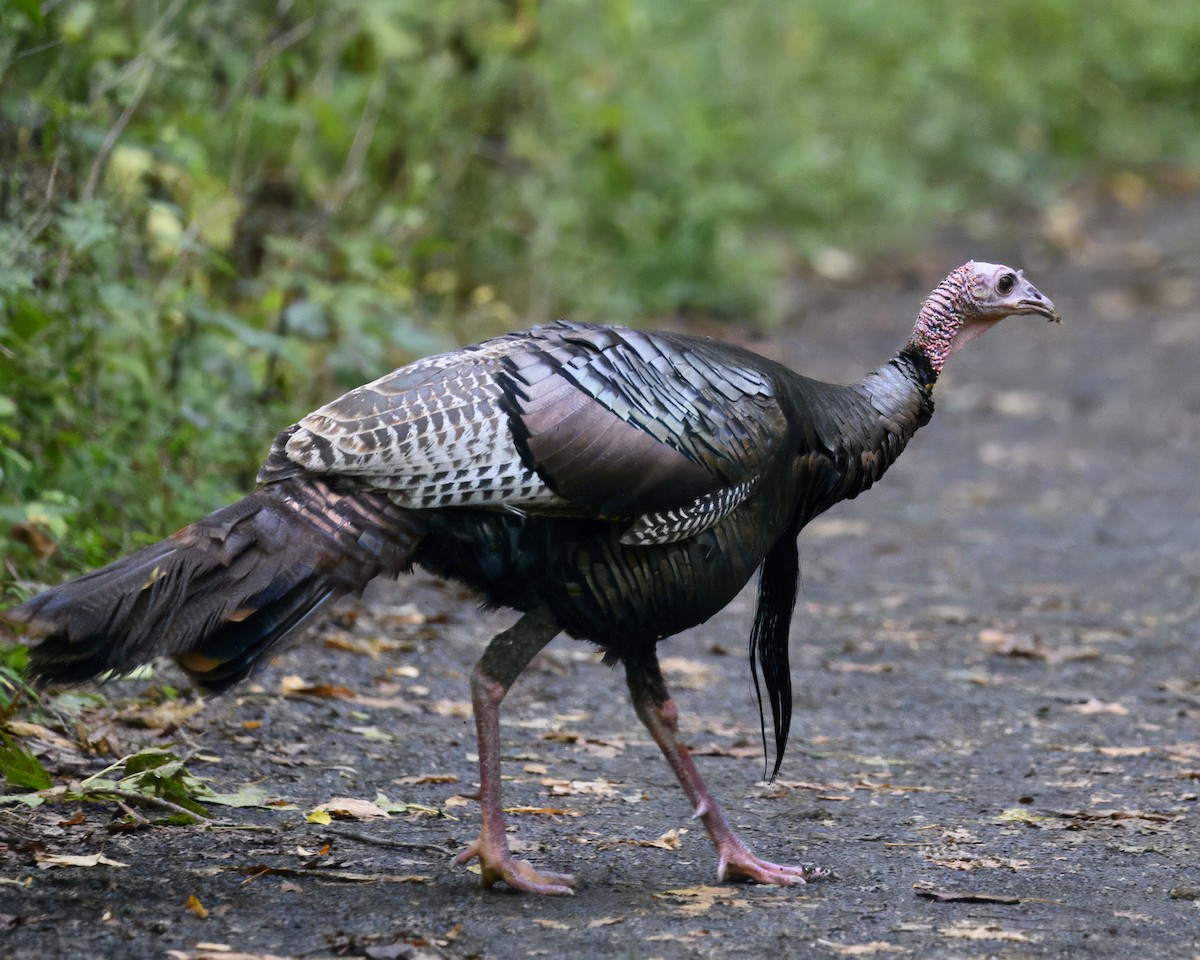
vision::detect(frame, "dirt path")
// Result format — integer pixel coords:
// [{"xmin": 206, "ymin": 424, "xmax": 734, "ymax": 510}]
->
[{"xmin": 4, "ymin": 194, "xmax": 1200, "ymax": 959}]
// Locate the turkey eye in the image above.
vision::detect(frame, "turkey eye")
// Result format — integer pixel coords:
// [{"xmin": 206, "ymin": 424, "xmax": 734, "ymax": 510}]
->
[{"xmin": 997, "ymin": 273, "xmax": 1016, "ymax": 295}]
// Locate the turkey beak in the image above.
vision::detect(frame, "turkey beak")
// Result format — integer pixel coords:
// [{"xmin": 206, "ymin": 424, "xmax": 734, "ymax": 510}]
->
[{"xmin": 1016, "ymin": 278, "xmax": 1060, "ymax": 323}]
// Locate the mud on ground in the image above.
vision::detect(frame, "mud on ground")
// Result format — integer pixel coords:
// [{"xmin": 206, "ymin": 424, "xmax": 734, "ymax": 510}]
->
[{"xmin": 3, "ymin": 193, "xmax": 1200, "ymax": 959}]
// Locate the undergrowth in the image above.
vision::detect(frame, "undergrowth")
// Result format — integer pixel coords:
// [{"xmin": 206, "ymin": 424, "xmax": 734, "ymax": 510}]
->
[{"xmin": 1, "ymin": 0, "xmax": 1198, "ymax": 585}]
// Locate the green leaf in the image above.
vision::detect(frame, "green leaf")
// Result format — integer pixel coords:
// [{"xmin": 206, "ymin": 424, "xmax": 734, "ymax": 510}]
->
[
  {"xmin": 0, "ymin": 792, "xmax": 45, "ymax": 808},
  {"xmin": 5, "ymin": 0, "xmax": 44, "ymax": 26},
  {"xmin": 205, "ymin": 784, "xmax": 295, "ymax": 809},
  {"xmin": 0, "ymin": 732, "xmax": 53, "ymax": 791}
]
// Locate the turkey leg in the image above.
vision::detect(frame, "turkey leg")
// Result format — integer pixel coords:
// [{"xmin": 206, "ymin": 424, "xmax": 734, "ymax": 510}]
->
[
  {"xmin": 456, "ymin": 606, "xmax": 576, "ymax": 894},
  {"xmin": 625, "ymin": 651, "xmax": 823, "ymax": 885}
]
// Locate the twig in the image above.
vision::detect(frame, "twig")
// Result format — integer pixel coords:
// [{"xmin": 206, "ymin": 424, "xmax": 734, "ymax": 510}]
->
[
  {"xmin": 112, "ymin": 798, "xmax": 151, "ymax": 825},
  {"xmin": 90, "ymin": 788, "xmax": 215, "ymax": 824},
  {"xmin": 321, "ymin": 826, "xmax": 455, "ymax": 857}
]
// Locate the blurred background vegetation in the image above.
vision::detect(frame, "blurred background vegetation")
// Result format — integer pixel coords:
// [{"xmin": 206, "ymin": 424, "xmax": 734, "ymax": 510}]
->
[{"xmin": 2, "ymin": 0, "xmax": 1199, "ymax": 586}]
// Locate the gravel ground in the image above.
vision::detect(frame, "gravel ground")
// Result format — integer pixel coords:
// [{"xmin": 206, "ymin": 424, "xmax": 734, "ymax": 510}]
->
[{"xmin": 3, "ymin": 192, "xmax": 1200, "ymax": 959}]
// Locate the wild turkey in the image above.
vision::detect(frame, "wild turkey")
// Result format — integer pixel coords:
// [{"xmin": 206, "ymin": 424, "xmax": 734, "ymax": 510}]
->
[{"xmin": 6, "ymin": 261, "xmax": 1058, "ymax": 895}]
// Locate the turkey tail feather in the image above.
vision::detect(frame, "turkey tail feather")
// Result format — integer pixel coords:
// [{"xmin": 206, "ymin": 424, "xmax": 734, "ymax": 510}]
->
[
  {"xmin": 748, "ymin": 532, "xmax": 800, "ymax": 782},
  {"xmin": 7, "ymin": 479, "xmax": 424, "ymax": 690}
]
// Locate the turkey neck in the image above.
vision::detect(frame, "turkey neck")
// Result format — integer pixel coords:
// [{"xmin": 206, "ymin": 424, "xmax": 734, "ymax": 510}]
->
[{"xmin": 832, "ymin": 344, "xmax": 939, "ymax": 504}]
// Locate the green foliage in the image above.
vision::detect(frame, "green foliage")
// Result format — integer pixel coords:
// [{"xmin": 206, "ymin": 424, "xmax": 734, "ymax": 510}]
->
[
  {"xmin": 0, "ymin": 730, "xmax": 52, "ymax": 790},
  {"xmin": 0, "ymin": 643, "xmax": 31, "ymax": 713},
  {"xmin": 1, "ymin": 0, "xmax": 1199, "ymax": 582}
]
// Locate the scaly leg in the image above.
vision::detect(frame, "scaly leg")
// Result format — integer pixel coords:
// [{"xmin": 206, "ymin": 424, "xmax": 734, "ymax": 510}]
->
[
  {"xmin": 625, "ymin": 650, "xmax": 824, "ymax": 885},
  {"xmin": 455, "ymin": 606, "xmax": 576, "ymax": 895}
]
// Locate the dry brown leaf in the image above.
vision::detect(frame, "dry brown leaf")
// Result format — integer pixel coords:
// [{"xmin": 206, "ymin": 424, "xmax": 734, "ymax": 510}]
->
[
  {"xmin": 653, "ymin": 884, "xmax": 751, "ymax": 916},
  {"xmin": 117, "ymin": 699, "xmax": 205, "ymax": 730},
  {"xmin": 542, "ymin": 778, "xmax": 621, "ymax": 798},
  {"xmin": 36, "ymin": 853, "xmax": 129, "ymax": 869},
  {"xmin": 278, "ymin": 676, "xmax": 355, "ymax": 699},
  {"xmin": 588, "ymin": 917, "xmax": 625, "ymax": 928},
  {"xmin": 915, "ymin": 883, "xmax": 1022, "ymax": 903},
  {"xmin": 611, "ymin": 828, "xmax": 684, "ymax": 850},
  {"xmin": 392, "ymin": 773, "xmax": 459, "ymax": 785},
  {"xmin": 532, "ymin": 919, "xmax": 571, "ymax": 930},
  {"xmin": 1097, "ymin": 746, "xmax": 1153, "ymax": 757},
  {"xmin": 324, "ymin": 633, "xmax": 415, "ymax": 658},
  {"xmin": 540, "ymin": 730, "xmax": 627, "ymax": 758},
  {"xmin": 938, "ymin": 921, "xmax": 1036, "ymax": 942},
  {"xmin": 503, "ymin": 806, "xmax": 579, "ymax": 816},
  {"xmin": 691, "ymin": 741, "xmax": 762, "ymax": 759},
  {"xmin": 313, "ymin": 797, "xmax": 391, "ymax": 821},
  {"xmin": 928, "ymin": 857, "xmax": 1031, "ymax": 871},
  {"xmin": 4, "ymin": 720, "xmax": 76, "ymax": 751}
]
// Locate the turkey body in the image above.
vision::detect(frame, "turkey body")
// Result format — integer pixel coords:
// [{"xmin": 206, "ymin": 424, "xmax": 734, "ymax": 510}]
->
[
  {"xmin": 264, "ymin": 322, "xmax": 931, "ymax": 656},
  {"xmin": 7, "ymin": 262, "xmax": 1059, "ymax": 894}
]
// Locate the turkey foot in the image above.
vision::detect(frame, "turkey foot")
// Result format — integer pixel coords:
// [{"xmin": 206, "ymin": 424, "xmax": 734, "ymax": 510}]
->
[
  {"xmin": 715, "ymin": 834, "xmax": 827, "ymax": 885},
  {"xmin": 456, "ymin": 834, "xmax": 576, "ymax": 896},
  {"xmin": 626, "ymin": 651, "xmax": 822, "ymax": 887},
  {"xmin": 461, "ymin": 608, "xmax": 573, "ymax": 894}
]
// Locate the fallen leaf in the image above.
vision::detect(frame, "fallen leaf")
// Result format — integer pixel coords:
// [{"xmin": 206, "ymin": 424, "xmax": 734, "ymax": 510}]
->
[
  {"xmin": 691, "ymin": 741, "xmax": 762, "ymax": 759},
  {"xmin": 206, "ymin": 785, "xmax": 295, "ymax": 810},
  {"xmin": 1097, "ymin": 746, "xmax": 1152, "ymax": 757},
  {"xmin": 587, "ymin": 917, "xmax": 624, "ymax": 928},
  {"xmin": 914, "ymin": 883, "xmax": 1022, "ymax": 903},
  {"xmin": 4, "ymin": 721, "xmax": 75, "ymax": 751},
  {"xmin": 504, "ymin": 806, "xmax": 579, "ymax": 817},
  {"xmin": 610, "ymin": 828, "xmax": 684, "ymax": 850},
  {"xmin": 117, "ymin": 700, "xmax": 205, "ymax": 730},
  {"xmin": 938, "ymin": 921, "xmax": 1037, "ymax": 942},
  {"xmin": 392, "ymin": 773, "xmax": 459, "ymax": 785},
  {"xmin": 532, "ymin": 919, "xmax": 571, "ymax": 930},
  {"xmin": 653, "ymin": 884, "xmax": 751, "ymax": 916},
  {"xmin": 186, "ymin": 895, "xmax": 209, "ymax": 919},
  {"xmin": 278, "ymin": 677, "xmax": 355, "ymax": 700},
  {"xmin": 313, "ymin": 797, "xmax": 391, "ymax": 820},
  {"xmin": 306, "ymin": 810, "xmax": 333, "ymax": 826},
  {"xmin": 927, "ymin": 857, "xmax": 1031, "ymax": 871},
  {"xmin": 36, "ymin": 853, "xmax": 129, "ymax": 869},
  {"xmin": 542, "ymin": 778, "xmax": 622, "ymax": 798},
  {"xmin": 816, "ymin": 940, "xmax": 910, "ymax": 956}
]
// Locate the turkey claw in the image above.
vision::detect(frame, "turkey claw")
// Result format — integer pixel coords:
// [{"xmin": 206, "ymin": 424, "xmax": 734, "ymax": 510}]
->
[
  {"xmin": 718, "ymin": 848, "xmax": 827, "ymax": 886},
  {"xmin": 457, "ymin": 838, "xmax": 577, "ymax": 895}
]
